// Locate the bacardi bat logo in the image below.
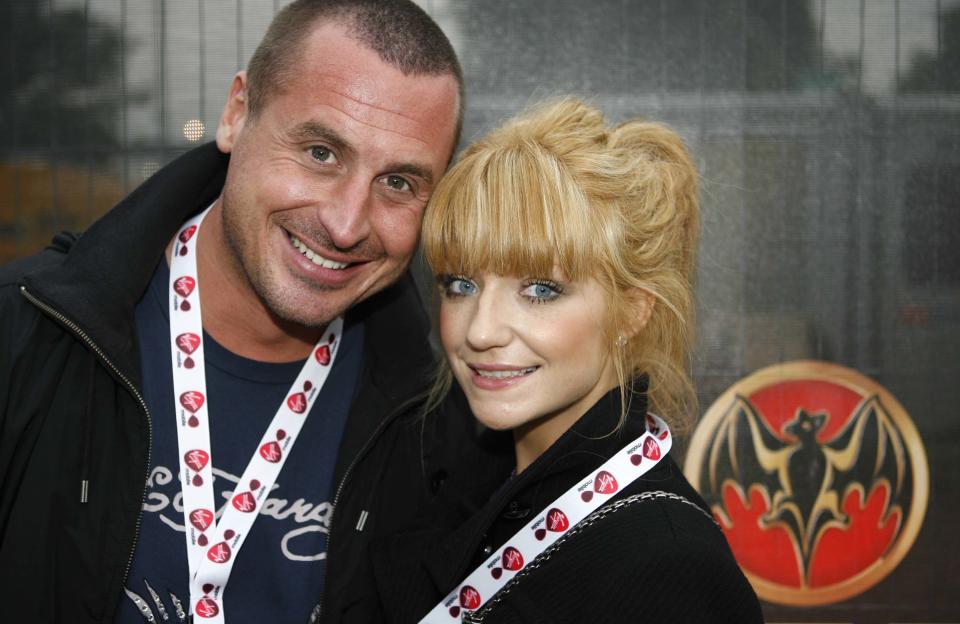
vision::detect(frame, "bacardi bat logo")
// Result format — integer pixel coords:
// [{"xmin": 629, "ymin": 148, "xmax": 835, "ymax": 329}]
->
[{"xmin": 685, "ymin": 361, "xmax": 928, "ymax": 606}]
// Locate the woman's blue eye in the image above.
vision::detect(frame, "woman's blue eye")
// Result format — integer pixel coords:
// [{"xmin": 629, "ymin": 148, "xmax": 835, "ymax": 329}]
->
[
  {"xmin": 522, "ymin": 281, "xmax": 562, "ymax": 302},
  {"xmin": 442, "ymin": 277, "xmax": 477, "ymax": 297}
]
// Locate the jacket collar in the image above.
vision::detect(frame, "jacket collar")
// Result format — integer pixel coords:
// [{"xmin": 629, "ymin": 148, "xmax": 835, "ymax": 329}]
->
[
  {"xmin": 20, "ymin": 143, "xmax": 229, "ymax": 383},
  {"xmin": 420, "ymin": 379, "xmax": 653, "ymax": 594}
]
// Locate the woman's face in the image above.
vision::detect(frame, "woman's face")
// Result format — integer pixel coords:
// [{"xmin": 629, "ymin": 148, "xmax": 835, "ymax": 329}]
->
[{"xmin": 439, "ymin": 270, "xmax": 619, "ymax": 465}]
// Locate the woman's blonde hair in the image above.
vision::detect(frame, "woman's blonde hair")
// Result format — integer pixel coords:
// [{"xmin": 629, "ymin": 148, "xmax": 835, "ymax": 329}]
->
[{"xmin": 421, "ymin": 98, "xmax": 700, "ymax": 432}]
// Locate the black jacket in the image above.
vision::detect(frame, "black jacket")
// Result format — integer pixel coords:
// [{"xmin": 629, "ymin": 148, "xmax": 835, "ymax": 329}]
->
[
  {"xmin": 371, "ymin": 385, "xmax": 765, "ymax": 623},
  {"xmin": 0, "ymin": 143, "xmax": 462, "ymax": 623}
]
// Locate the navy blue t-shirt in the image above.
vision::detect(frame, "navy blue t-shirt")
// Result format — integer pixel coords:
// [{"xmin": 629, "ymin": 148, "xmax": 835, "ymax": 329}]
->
[{"xmin": 115, "ymin": 260, "xmax": 364, "ymax": 623}]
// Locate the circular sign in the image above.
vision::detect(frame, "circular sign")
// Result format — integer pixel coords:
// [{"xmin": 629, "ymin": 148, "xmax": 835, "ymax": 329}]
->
[{"xmin": 684, "ymin": 360, "xmax": 928, "ymax": 606}]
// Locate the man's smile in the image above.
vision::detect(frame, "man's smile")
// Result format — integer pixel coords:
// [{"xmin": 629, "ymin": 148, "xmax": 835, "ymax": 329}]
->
[{"xmin": 287, "ymin": 233, "xmax": 351, "ymax": 270}]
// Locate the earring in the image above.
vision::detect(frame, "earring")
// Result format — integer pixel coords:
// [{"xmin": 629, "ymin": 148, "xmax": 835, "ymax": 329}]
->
[{"xmin": 616, "ymin": 335, "xmax": 627, "ymax": 347}]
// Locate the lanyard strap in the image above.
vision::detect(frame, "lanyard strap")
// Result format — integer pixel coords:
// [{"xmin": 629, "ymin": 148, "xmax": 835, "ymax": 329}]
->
[
  {"xmin": 419, "ymin": 413, "xmax": 672, "ymax": 623},
  {"xmin": 169, "ymin": 207, "xmax": 343, "ymax": 622}
]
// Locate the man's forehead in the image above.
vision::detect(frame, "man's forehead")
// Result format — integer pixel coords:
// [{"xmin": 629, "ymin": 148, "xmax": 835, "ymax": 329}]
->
[
  {"xmin": 281, "ymin": 22, "xmax": 459, "ymax": 147},
  {"xmin": 293, "ymin": 70, "xmax": 457, "ymax": 146}
]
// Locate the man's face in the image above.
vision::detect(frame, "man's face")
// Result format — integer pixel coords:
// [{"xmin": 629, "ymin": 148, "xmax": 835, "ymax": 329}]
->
[{"xmin": 215, "ymin": 22, "xmax": 459, "ymax": 329}]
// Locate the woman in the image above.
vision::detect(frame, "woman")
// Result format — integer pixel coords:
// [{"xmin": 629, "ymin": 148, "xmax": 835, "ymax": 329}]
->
[{"xmin": 371, "ymin": 99, "xmax": 762, "ymax": 623}]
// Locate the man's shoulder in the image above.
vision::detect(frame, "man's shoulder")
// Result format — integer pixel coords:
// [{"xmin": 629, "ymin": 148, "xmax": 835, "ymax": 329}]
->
[{"xmin": 0, "ymin": 231, "xmax": 78, "ymax": 290}]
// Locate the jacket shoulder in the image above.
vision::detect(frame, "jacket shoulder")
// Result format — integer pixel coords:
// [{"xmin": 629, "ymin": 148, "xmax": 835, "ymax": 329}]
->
[
  {"xmin": 0, "ymin": 231, "xmax": 77, "ymax": 288},
  {"xmin": 474, "ymin": 490, "xmax": 764, "ymax": 623}
]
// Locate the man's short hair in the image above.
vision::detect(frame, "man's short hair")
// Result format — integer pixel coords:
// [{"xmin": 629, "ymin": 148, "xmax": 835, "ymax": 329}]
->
[{"xmin": 247, "ymin": 0, "xmax": 464, "ymax": 144}]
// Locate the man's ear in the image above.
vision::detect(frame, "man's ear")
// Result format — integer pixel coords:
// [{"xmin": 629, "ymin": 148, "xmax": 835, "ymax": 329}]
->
[
  {"xmin": 216, "ymin": 72, "xmax": 249, "ymax": 153},
  {"xmin": 625, "ymin": 288, "xmax": 656, "ymax": 339}
]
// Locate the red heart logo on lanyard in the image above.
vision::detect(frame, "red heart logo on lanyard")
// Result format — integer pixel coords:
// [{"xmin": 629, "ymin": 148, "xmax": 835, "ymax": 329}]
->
[
  {"xmin": 189, "ymin": 508, "xmax": 214, "ymax": 532},
  {"xmin": 173, "ymin": 276, "xmax": 196, "ymax": 298},
  {"xmin": 546, "ymin": 508, "xmax": 569, "ymax": 533},
  {"xmin": 259, "ymin": 441, "xmax": 282, "ymax": 463},
  {"xmin": 176, "ymin": 332, "xmax": 201, "ymax": 355},
  {"xmin": 207, "ymin": 541, "xmax": 232, "ymax": 564},
  {"xmin": 176, "ymin": 333, "xmax": 201, "ymax": 369},
  {"xmin": 593, "ymin": 470, "xmax": 619, "ymax": 495},
  {"xmin": 501, "ymin": 546, "xmax": 524, "ymax": 571},
  {"xmin": 645, "ymin": 414, "xmax": 660, "ymax": 435},
  {"xmin": 459, "ymin": 586, "xmax": 481, "ymax": 610},
  {"xmin": 184, "ymin": 449, "xmax": 209, "ymax": 472},
  {"xmin": 314, "ymin": 344, "xmax": 331, "ymax": 366},
  {"xmin": 286, "ymin": 392, "xmax": 307, "ymax": 414},
  {"xmin": 179, "ymin": 225, "xmax": 198, "ymax": 244},
  {"xmin": 180, "ymin": 391, "xmax": 205, "ymax": 413},
  {"xmin": 643, "ymin": 437, "xmax": 661, "ymax": 461},
  {"xmin": 232, "ymin": 491, "xmax": 257, "ymax": 513},
  {"xmin": 194, "ymin": 597, "xmax": 219, "ymax": 618}
]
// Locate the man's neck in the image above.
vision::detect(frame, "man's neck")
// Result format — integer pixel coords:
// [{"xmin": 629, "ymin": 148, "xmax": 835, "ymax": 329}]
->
[{"xmin": 167, "ymin": 201, "xmax": 323, "ymax": 363}]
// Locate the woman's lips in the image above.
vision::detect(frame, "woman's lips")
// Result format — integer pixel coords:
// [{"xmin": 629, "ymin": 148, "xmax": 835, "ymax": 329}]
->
[{"xmin": 467, "ymin": 364, "xmax": 539, "ymax": 390}]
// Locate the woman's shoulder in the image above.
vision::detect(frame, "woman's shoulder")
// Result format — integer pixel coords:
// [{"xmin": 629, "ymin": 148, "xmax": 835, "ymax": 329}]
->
[
  {"xmin": 466, "ymin": 454, "xmax": 764, "ymax": 623},
  {"xmin": 555, "ymin": 457, "xmax": 729, "ymax": 562}
]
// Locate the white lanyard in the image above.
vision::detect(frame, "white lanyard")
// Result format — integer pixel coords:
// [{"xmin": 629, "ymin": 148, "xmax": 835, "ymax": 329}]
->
[
  {"xmin": 419, "ymin": 413, "xmax": 672, "ymax": 622},
  {"xmin": 169, "ymin": 206, "xmax": 343, "ymax": 622}
]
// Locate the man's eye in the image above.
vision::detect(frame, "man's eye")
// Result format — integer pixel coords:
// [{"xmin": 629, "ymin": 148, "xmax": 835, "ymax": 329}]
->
[
  {"xmin": 383, "ymin": 175, "xmax": 412, "ymax": 192},
  {"xmin": 310, "ymin": 146, "xmax": 337, "ymax": 164}
]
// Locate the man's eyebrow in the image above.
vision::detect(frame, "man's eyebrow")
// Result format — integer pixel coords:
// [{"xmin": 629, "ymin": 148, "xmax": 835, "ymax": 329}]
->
[
  {"xmin": 289, "ymin": 121, "xmax": 352, "ymax": 155},
  {"xmin": 388, "ymin": 162, "xmax": 434, "ymax": 185}
]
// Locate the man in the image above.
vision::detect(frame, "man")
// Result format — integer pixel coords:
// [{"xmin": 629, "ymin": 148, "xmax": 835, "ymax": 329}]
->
[{"xmin": 0, "ymin": 1, "xmax": 462, "ymax": 621}]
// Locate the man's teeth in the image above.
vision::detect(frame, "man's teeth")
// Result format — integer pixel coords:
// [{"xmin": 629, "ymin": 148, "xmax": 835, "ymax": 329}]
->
[
  {"xmin": 289, "ymin": 235, "xmax": 349, "ymax": 270},
  {"xmin": 475, "ymin": 367, "xmax": 537, "ymax": 379}
]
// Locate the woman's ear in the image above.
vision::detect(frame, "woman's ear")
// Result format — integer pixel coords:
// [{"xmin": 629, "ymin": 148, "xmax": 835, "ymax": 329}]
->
[{"xmin": 625, "ymin": 288, "xmax": 656, "ymax": 339}]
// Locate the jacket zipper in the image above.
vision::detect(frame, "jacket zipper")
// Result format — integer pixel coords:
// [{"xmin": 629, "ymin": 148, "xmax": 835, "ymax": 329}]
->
[
  {"xmin": 315, "ymin": 402, "xmax": 408, "ymax": 621},
  {"xmin": 20, "ymin": 285, "xmax": 154, "ymax": 592}
]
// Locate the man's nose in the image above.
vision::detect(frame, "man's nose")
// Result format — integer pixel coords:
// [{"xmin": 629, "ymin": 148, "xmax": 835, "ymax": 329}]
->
[
  {"xmin": 465, "ymin": 288, "xmax": 512, "ymax": 351},
  {"xmin": 318, "ymin": 175, "xmax": 373, "ymax": 251}
]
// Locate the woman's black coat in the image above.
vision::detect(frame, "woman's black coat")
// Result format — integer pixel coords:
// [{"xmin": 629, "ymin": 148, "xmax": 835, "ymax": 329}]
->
[{"xmin": 369, "ymin": 383, "xmax": 765, "ymax": 623}]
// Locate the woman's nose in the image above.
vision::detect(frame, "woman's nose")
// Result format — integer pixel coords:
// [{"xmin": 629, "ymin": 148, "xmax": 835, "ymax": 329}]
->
[{"xmin": 465, "ymin": 287, "xmax": 512, "ymax": 351}]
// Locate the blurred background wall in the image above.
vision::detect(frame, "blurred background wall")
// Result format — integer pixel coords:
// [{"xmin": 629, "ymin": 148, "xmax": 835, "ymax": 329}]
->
[{"xmin": 1, "ymin": 0, "xmax": 957, "ymax": 621}]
